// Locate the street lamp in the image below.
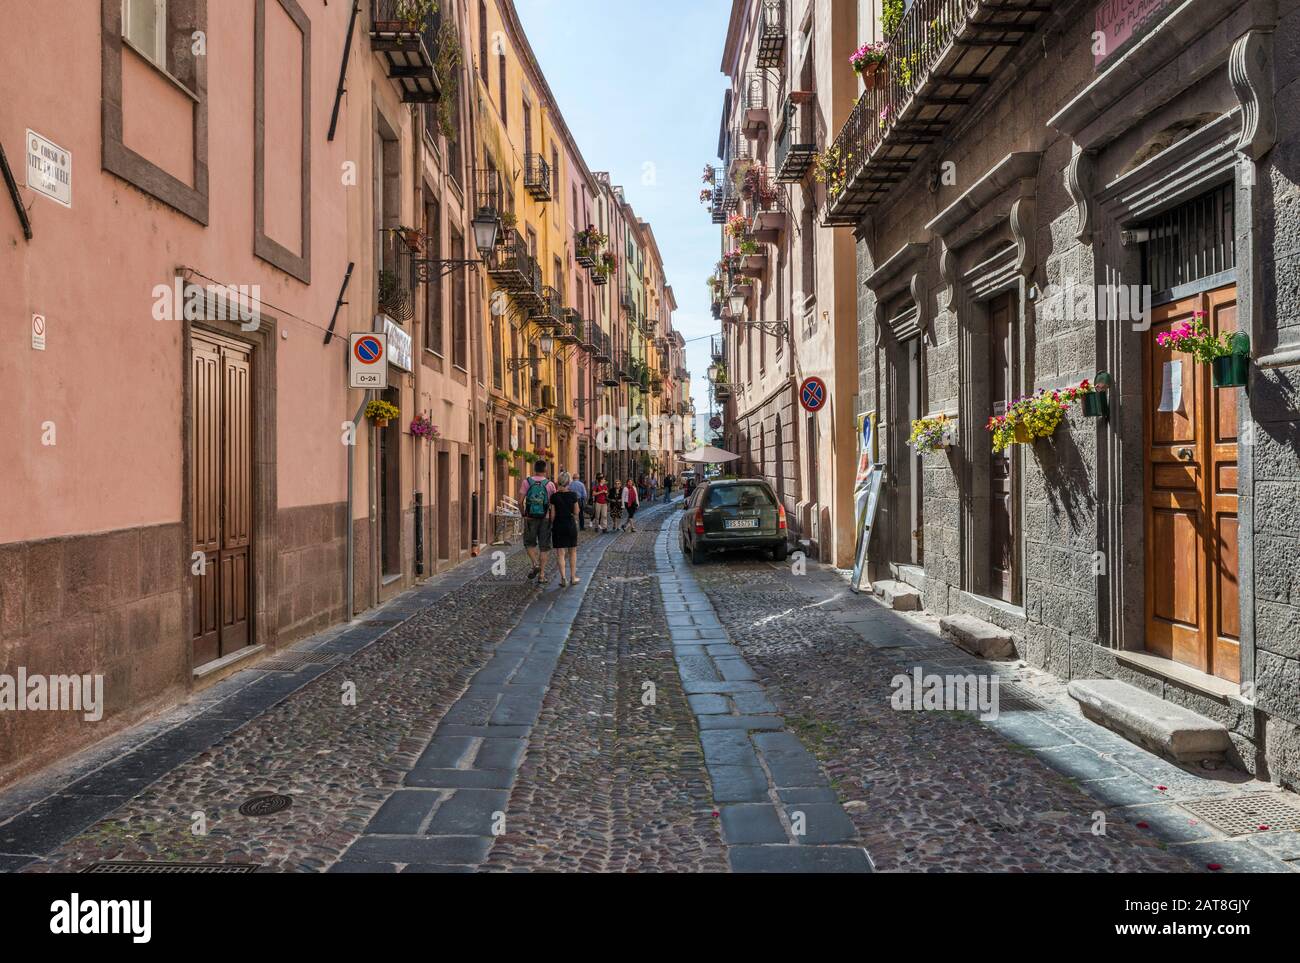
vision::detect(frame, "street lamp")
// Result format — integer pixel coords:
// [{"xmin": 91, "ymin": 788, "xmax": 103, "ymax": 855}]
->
[
  {"xmin": 471, "ymin": 207, "xmax": 500, "ymax": 257},
  {"xmin": 411, "ymin": 210, "xmax": 500, "ymax": 283},
  {"xmin": 728, "ymin": 292, "xmax": 747, "ymax": 318},
  {"xmin": 707, "ymin": 363, "xmax": 719, "ymax": 383},
  {"xmin": 539, "ymin": 331, "xmax": 555, "ymax": 355}
]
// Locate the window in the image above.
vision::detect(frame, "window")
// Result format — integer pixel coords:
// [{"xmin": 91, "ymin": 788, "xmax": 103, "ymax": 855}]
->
[
  {"xmin": 491, "ymin": 315, "xmax": 503, "ymax": 388},
  {"xmin": 123, "ymin": 0, "xmax": 166, "ymax": 68},
  {"xmin": 498, "ymin": 53, "xmax": 508, "ymax": 126},
  {"xmin": 523, "ymin": 101, "xmax": 532, "ymax": 157},
  {"xmin": 425, "ymin": 199, "xmax": 443, "ymax": 354},
  {"xmin": 451, "ymin": 228, "xmax": 468, "ymax": 369},
  {"xmin": 478, "ymin": 1, "xmax": 489, "ymax": 84},
  {"xmin": 706, "ymin": 484, "xmax": 775, "ymax": 509}
]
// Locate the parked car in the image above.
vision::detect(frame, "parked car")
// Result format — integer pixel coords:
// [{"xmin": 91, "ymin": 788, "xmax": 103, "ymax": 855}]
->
[{"xmin": 679, "ymin": 478, "xmax": 788, "ymax": 564}]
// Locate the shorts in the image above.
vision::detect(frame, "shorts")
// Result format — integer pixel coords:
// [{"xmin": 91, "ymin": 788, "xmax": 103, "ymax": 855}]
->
[{"xmin": 523, "ymin": 516, "xmax": 552, "ymax": 550}]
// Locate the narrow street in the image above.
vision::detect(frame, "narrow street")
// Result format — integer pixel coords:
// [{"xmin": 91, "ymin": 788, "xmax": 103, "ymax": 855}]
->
[{"xmin": 2, "ymin": 500, "xmax": 1289, "ymax": 874}]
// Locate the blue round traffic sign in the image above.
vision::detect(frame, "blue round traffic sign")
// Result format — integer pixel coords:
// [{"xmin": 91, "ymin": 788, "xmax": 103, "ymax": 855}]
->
[
  {"xmin": 800, "ymin": 376, "xmax": 827, "ymax": 413},
  {"xmin": 354, "ymin": 336, "xmax": 383, "ymax": 364}
]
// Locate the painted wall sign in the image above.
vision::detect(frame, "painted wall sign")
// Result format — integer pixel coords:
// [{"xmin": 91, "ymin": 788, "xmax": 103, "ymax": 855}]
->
[
  {"xmin": 25, "ymin": 129, "xmax": 71, "ymax": 207},
  {"xmin": 1094, "ymin": 0, "xmax": 1175, "ymax": 67},
  {"xmin": 382, "ymin": 315, "xmax": 413, "ymax": 372},
  {"xmin": 349, "ymin": 332, "xmax": 388, "ymax": 389}
]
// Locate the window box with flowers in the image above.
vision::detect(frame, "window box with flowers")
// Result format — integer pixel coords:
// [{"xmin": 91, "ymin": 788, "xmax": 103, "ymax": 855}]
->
[
  {"xmin": 725, "ymin": 213, "xmax": 751, "ymax": 240},
  {"xmin": 908, "ymin": 414, "xmax": 956, "ymax": 454},
  {"xmin": 365, "ymin": 399, "xmax": 400, "ymax": 429},
  {"xmin": 985, "ymin": 381, "xmax": 1098, "ymax": 452},
  {"xmin": 1157, "ymin": 311, "xmax": 1251, "ymax": 389}
]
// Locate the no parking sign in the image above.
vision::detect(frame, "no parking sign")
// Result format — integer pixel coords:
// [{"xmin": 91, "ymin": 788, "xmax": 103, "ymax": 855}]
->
[
  {"xmin": 800, "ymin": 376, "xmax": 827, "ymax": 413},
  {"xmin": 349, "ymin": 332, "xmax": 388, "ymax": 389}
]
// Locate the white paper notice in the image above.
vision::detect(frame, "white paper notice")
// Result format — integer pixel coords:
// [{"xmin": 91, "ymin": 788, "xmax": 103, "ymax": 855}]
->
[{"xmin": 1158, "ymin": 360, "xmax": 1183, "ymax": 413}]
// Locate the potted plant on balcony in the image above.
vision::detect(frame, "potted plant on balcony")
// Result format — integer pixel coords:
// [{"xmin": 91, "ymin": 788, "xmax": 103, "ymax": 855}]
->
[
  {"xmin": 702, "ymin": 165, "xmax": 716, "ymax": 185},
  {"xmin": 699, "ymin": 187, "xmax": 713, "ymax": 205},
  {"xmin": 726, "ymin": 213, "xmax": 751, "ymax": 240},
  {"xmin": 812, "ymin": 145, "xmax": 850, "ymax": 199},
  {"xmin": 409, "ymin": 413, "xmax": 438, "ymax": 440},
  {"xmin": 395, "ymin": 0, "xmax": 437, "ymax": 32},
  {"xmin": 908, "ymin": 414, "xmax": 955, "ymax": 454},
  {"xmin": 499, "ymin": 210, "xmax": 517, "ymax": 234},
  {"xmin": 1157, "ymin": 311, "xmax": 1251, "ymax": 388},
  {"xmin": 398, "ymin": 225, "xmax": 425, "ymax": 252},
  {"xmin": 365, "ymin": 399, "xmax": 400, "ymax": 429},
  {"xmin": 377, "ymin": 269, "xmax": 412, "ymax": 322},
  {"xmin": 850, "ymin": 41, "xmax": 890, "ymax": 90}
]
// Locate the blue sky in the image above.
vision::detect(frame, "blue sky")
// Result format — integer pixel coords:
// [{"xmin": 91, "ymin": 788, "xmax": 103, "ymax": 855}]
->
[{"xmin": 515, "ymin": 0, "xmax": 732, "ymax": 439}]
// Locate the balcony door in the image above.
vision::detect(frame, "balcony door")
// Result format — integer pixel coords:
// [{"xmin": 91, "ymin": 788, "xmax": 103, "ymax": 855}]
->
[{"xmin": 988, "ymin": 293, "xmax": 1017, "ymax": 603}]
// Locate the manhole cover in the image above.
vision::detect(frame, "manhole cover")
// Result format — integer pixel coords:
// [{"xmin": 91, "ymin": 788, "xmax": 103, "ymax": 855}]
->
[
  {"xmin": 255, "ymin": 652, "xmax": 338, "ymax": 672},
  {"xmin": 1182, "ymin": 793, "xmax": 1300, "ymax": 836},
  {"xmin": 83, "ymin": 861, "xmax": 260, "ymax": 874},
  {"xmin": 238, "ymin": 793, "xmax": 293, "ymax": 817}
]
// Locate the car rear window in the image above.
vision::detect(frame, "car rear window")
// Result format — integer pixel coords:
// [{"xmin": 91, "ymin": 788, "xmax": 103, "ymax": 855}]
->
[{"xmin": 706, "ymin": 485, "xmax": 775, "ymax": 510}]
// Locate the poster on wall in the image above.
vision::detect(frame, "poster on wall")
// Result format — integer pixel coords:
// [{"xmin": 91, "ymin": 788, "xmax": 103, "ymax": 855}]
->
[{"xmin": 851, "ymin": 413, "xmax": 885, "ymax": 595}]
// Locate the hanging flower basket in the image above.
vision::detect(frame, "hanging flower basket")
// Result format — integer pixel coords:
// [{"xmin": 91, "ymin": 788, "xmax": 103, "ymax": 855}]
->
[
  {"xmin": 1158, "ymin": 312, "xmax": 1251, "ymax": 389},
  {"xmin": 1213, "ymin": 353, "xmax": 1250, "ymax": 388},
  {"xmin": 409, "ymin": 413, "xmax": 438, "ymax": 440},
  {"xmin": 365, "ymin": 399, "xmax": 400, "ymax": 429},
  {"xmin": 908, "ymin": 414, "xmax": 955, "ymax": 454}
]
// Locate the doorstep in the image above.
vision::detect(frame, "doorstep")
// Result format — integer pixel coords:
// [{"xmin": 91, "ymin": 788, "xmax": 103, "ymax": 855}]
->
[
  {"xmin": 872, "ymin": 580, "xmax": 921, "ymax": 611},
  {"xmin": 939, "ymin": 614, "xmax": 1016, "ymax": 660},
  {"xmin": 1115, "ymin": 649, "xmax": 1241, "ymax": 700},
  {"xmin": 1067, "ymin": 678, "xmax": 1231, "ymax": 763}
]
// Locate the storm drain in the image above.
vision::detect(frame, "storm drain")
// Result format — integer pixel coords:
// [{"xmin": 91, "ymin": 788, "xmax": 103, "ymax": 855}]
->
[
  {"xmin": 238, "ymin": 793, "xmax": 293, "ymax": 817},
  {"xmin": 1182, "ymin": 793, "xmax": 1300, "ymax": 836},
  {"xmin": 254, "ymin": 651, "xmax": 339, "ymax": 672},
  {"xmin": 995, "ymin": 683, "xmax": 1050, "ymax": 712},
  {"xmin": 83, "ymin": 861, "xmax": 260, "ymax": 874}
]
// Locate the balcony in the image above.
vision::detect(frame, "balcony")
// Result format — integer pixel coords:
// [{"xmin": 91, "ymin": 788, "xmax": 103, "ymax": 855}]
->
[
  {"xmin": 756, "ymin": 0, "xmax": 785, "ymax": 69},
  {"xmin": 369, "ymin": 0, "xmax": 442, "ymax": 104},
  {"xmin": 579, "ymin": 318, "xmax": 598, "ymax": 352},
  {"xmin": 575, "ymin": 229, "xmax": 599, "ymax": 268},
  {"xmin": 474, "ymin": 167, "xmax": 504, "ymax": 218},
  {"xmin": 640, "ymin": 314, "xmax": 657, "ymax": 339},
  {"xmin": 598, "ymin": 361, "xmax": 619, "ymax": 387},
  {"xmin": 530, "ymin": 286, "xmax": 561, "ymax": 329},
  {"xmin": 742, "ymin": 72, "xmax": 770, "ymax": 136},
  {"xmin": 524, "ymin": 153, "xmax": 552, "ymax": 202},
  {"xmin": 557, "ymin": 308, "xmax": 583, "ymax": 345},
  {"xmin": 726, "ymin": 126, "xmax": 752, "ymax": 177},
  {"xmin": 486, "ymin": 228, "xmax": 533, "ymax": 293},
  {"xmin": 376, "ymin": 228, "xmax": 416, "ymax": 323},
  {"xmin": 822, "ymin": 0, "xmax": 1051, "ymax": 228},
  {"xmin": 710, "ymin": 335, "xmax": 724, "ymax": 364},
  {"xmin": 775, "ymin": 97, "xmax": 816, "ymax": 184},
  {"xmin": 593, "ymin": 330, "xmax": 612, "ymax": 364}
]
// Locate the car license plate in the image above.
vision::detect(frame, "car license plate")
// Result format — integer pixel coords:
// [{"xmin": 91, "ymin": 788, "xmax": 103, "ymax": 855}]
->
[{"xmin": 725, "ymin": 518, "xmax": 759, "ymax": 530}]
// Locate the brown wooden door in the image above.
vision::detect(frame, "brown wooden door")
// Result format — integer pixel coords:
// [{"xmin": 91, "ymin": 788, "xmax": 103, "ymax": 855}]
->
[
  {"xmin": 988, "ymin": 294, "xmax": 1016, "ymax": 603},
  {"xmin": 191, "ymin": 332, "xmax": 253, "ymax": 667},
  {"xmin": 1144, "ymin": 285, "xmax": 1239, "ymax": 682}
]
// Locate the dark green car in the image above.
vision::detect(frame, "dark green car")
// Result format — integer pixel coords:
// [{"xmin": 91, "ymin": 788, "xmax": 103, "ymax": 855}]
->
[{"xmin": 679, "ymin": 479, "xmax": 789, "ymax": 564}]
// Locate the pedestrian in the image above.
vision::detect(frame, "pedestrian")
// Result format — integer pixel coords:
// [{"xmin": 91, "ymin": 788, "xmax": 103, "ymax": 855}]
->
[
  {"xmin": 622, "ymin": 476, "xmax": 640, "ymax": 533},
  {"xmin": 519, "ymin": 459, "xmax": 556, "ymax": 585},
  {"xmin": 549, "ymin": 471, "xmax": 581, "ymax": 587},
  {"xmin": 663, "ymin": 473, "xmax": 674, "ymax": 501},
  {"xmin": 609, "ymin": 478, "xmax": 623, "ymax": 531},
  {"xmin": 648, "ymin": 473, "xmax": 660, "ymax": 503},
  {"xmin": 591, "ymin": 474, "xmax": 611, "ymax": 533},
  {"xmin": 569, "ymin": 473, "xmax": 588, "ymax": 532}
]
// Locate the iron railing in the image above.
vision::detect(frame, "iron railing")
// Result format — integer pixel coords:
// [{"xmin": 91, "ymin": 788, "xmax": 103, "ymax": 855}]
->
[
  {"xmin": 756, "ymin": 0, "xmax": 786, "ymax": 68},
  {"xmin": 775, "ymin": 97, "xmax": 816, "ymax": 183},
  {"xmin": 369, "ymin": 0, "xmax": 442, "ymax": 103},
  {"xmin": 557, "ymin": 309, "xmax": 583, "ymax": 344},
  {"xmin": 524, "ymin": 153, "xmax": 552, "ymax": 202},
  {"xmin": 487, "ymin": 228, "xmax": 533, "ymax": 292}
]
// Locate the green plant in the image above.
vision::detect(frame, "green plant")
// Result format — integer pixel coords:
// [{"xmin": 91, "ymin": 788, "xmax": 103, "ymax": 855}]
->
[
  {"xmin": 396, "ymin": 0, "xmax": 438, "ymax": 31},
  {"xmin": 882, "ymin": 0, "xmax": 904, "ymax": 38},
  {"xmin": 739, "ymin": 238, "xmax": 760, "ymax": 256},
  {"xmin": 377, "ymin": 269, "xmax": 412, "ymax": 321},
  {"xmin": 500, "ymin": 210, "xmax": 517, "ymax": 230},
  {"xmin": 508, "ymin": 466, "xmax": 522, "ymax": 478},
  {"xmin": 495, "ymin": 449, "xmax": 510, "ymax": 461},
  {"xmin": 432, "ymin": 20, "xmax": 463, "ymax": 139},
  {"xmin": 813, "ymin": 145, "xmax": 851, "ymax": 198},
  {"xmin": 1157, "ymin": 311, "xmax": 1247, "ymax": 363}
]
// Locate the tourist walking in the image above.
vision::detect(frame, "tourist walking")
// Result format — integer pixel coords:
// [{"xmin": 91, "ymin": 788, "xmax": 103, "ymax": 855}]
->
[
  {"xmin": 621, "ymin": 477, "xmax": 640, "ymax": 533},
  {"xmin": 549, "ymin": 472, "xmax": 582, "ymax": 587},
  {"xmin": 569, "ymin": 473, "xmax": 588, "ymax": 532},
  {"xmin": 648, "ymin": 473, "xmax": 660, "ymax": 503},
  {"xmin": 591, "ymin": 474, "xmax": 611, "ymax": 533},
  {"xmin": 519, "ymin": 459, "xmax": 556, "ymax": 585}
]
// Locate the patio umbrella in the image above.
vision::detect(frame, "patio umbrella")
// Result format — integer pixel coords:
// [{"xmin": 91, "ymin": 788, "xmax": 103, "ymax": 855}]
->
[{"xmin": 681, "ymin": 445, "xmax": 740, "ymax": 464}]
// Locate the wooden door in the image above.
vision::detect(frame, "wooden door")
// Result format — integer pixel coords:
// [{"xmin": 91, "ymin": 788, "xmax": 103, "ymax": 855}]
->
[
  {"xmin": 1144, "ymin": 285, "xmax": 1239, "ymax": 682},
  {"xmin": 988, "ymin": 294, "xmax": 1016, "ymax": 603},
  {"xmin": 191, "ymin": 332, "xmax": 253, "ymax": 667}
]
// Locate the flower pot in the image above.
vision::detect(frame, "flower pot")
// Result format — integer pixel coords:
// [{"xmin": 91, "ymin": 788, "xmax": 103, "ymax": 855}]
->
[
  {"xmin": 373, "ymin": 417, "xmax": 390, "ymax": 429},
  {"xmin": 1212, "ymin": 354, "xmax": 1249, "ymax": 388},
  {"xmin": 860, "ymin": 62, "xmax": 887, "ymax": 92},
  {"xmin": 1013, "ymin": 423, "xmax": 1032, "ymax": 445},
  {"xmin": 1081, "ymin": 392, "xmax": 1108, "ymax": 418}
]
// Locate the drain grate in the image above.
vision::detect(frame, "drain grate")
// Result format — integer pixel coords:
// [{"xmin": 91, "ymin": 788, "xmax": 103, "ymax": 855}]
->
[
  {"xmin": 83, "ymin": 861, "xmax": 260, "ymax": 874},
  {"xmin": 1182, "ymin": 793, "xmax": 1300, "ymax": 836},
  {"xmin": 255, "ymin": 651, "xmax": 338, "ymax": 672},
  {"xmin": 364, "ymin": 618, "xmax": 405, "ymax": 627},
  {"xmin": 238, "ymin": 793, "xmax": 293, "ymax": 817},
  {"xmin": 996, "ymin": 682, "xmax": 1050, "ymax": 712}
]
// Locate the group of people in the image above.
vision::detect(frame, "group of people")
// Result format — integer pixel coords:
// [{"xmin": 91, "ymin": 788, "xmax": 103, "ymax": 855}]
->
[{"xmin": 516, "ymin": 462, "xmax": 679, "ymax": 588}]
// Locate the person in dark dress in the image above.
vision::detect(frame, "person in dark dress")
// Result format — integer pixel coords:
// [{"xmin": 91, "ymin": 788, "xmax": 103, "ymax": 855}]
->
[{"xmin": 549, "ymin": 471, "xmax": 581, "ymax": 587}]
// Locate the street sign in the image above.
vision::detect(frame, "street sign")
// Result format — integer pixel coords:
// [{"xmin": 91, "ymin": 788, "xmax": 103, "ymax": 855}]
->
[
  {"xmin": 26, "ymin": 130, "xmax": 71, "ymax": 208},
  {"xmin": 799, "ymin": 376, "xmax": 827, "ymax": 413},
  {"xmin": 31, "ymin": 314, "xmax": 46, "ymax": 351},
  {"xmin": 383, "ymin": 316, "xmax": 413, "ymax": 371},
  {"xmin": 349, "ymin": 332, "xmax": 388, "ymax": 389}
]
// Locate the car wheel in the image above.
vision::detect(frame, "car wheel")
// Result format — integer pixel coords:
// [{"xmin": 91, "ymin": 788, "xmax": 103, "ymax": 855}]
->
[
  {"xmin": 691, "ymin": 542, "xmax": 707, "ymax": 565},
  {"xmin": 772, "ymin": 541, "xmax": 788, "ymax": 562}
]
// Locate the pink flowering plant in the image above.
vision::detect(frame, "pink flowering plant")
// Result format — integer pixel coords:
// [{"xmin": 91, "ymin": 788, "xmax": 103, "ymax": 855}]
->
[
  {"xmin": 409, "ymin": 413, "xmax": 439, "ymax": 440},
  {"xmin": 984, "ymin": 382, "xmax": 1095, "ymax": 453},
  {"xmin": 725, "ymin": 213, "xmax": 751, "ymax": 240},
  {"xmin": 850, "ymin": 41, "xmax": 889, "ymax": 73},
  {"xmin": 1156, "ymin": 311, "xmax": 1241, "ymax": 363}
]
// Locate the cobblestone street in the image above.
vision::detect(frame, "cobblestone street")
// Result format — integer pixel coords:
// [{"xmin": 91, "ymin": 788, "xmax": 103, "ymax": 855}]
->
[{"xmin": 1, "ymin": 502, "xmax": 1296, "ymax": 873}]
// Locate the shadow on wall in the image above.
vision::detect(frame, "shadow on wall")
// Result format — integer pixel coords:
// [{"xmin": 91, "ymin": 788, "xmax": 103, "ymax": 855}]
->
[{"xmin": 1036, "ymin": 417, "xmax": 1096, "ymax": 534}]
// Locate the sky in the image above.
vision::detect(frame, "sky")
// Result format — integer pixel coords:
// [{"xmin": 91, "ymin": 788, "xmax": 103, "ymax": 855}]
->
[{"xmin": 515, "ymin": 0, "xmax": 732, "ymax": 442}]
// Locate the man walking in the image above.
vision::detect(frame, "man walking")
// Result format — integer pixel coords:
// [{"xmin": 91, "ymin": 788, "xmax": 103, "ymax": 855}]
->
[
  {"xmin": 570, "ymin": 473, "xmax": 588, "ymax": 532},
  {"xmin": 519, "ymin": 459, "xmax": 556, "ymax": 585},
  {"xmin": 591, "ymin": 474, "xmax": 611, "ymax": 533}
]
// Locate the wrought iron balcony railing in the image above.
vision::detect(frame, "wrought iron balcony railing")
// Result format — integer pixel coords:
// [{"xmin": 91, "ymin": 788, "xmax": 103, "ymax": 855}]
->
[
  {"xmin": 594, "ymin": 330, "xmax": 612, "ymax": 363},
  {"xmin": 580, "ymin": 318, "xmax": 598, "ymax": 351},
  {"xmin": 524, "ymin": 153, "xmax": 552, "ymax": 202},
  {"xmin": 775, "ymin": 97, "xmax": 816, "ymax": 184},
  {"xmin": 822, "ymin": 0, "xmax": 1049, "ymax": 227},
  {"xmin": 376, "ymin": 228, "xmax": 416, "ymax": 323},
  {"xmin": 710, "ymin": 335, "xmax": 724, "ymax": 364},
  {"xmin": 742, "ymin": 72, "xmax": 771, "ymax": 135},
  {"xmin": 486, "ymin": 228, "xmax": 532, "ymax": 293},
  {"xmin": 369, "ymin": 0, "xmax": 442, "ymax": 103},
  {"xmin": 530, "ymin": 286, "xmax": 561, "ymax": 329},
  {"xmin": 557, "ymin": 309, "xmax": 583, "ymax": 345},
  {"xmin": 756, "ymin": 0, "xmax": 786, "ymax": 69}
]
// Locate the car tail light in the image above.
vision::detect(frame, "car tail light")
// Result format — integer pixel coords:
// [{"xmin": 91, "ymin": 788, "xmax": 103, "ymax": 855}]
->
[
  {"xmin": 777, "ymin": 504, "xmax": 787, "ymax": 530},
  {"xmin": 694, "ymin": 508, "xmax": 705, "ymax": 534}
]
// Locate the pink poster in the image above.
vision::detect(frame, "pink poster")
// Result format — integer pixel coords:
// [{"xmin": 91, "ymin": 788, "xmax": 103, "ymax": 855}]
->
[{"xmin": 1094, "ymin": 0, "xmax": 1175, "ymax": 66}]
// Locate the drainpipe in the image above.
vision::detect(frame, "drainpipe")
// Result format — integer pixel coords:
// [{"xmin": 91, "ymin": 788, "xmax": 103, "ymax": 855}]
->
[{"xmin": 346, "ymin": 393, "xmax": 368, "ymax": 621}]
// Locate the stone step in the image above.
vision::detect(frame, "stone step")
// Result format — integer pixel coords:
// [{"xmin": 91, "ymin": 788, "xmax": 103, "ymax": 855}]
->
[
  {"xmin": 939, "ymin": 614, "xmax": 1015, "ymax": 660},
  {"xmin": 1067, "ymin": 679, "xmax": 1230, "ymax": 763},
  {"xmin": 872, "ymin": 580, "xmax": 921, "ymax": 611}
]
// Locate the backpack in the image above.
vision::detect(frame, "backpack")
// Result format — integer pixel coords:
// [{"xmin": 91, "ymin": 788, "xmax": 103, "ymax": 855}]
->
[{"xmin": 524, "ymin": 478, "xmax": 550, "ymax": 518}]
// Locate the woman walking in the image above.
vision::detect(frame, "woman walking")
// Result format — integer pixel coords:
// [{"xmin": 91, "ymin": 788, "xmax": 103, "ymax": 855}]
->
[
  {"xmin": 591, "ymin": 474, "xmax": 611, "ymax": 533},
  {"xmin": 549, "ymin": 471, "xmax": 582, "ymax": 587},
  {"xmin": 621, "ymin": 477, "xmax": 640, "ymax": 533}
]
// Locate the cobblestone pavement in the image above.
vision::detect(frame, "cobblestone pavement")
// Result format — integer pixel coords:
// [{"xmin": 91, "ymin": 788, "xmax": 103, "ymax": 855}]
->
[{"xmin": 686, "ymin": 531, "xmax": 1300, "ymax": 873}]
